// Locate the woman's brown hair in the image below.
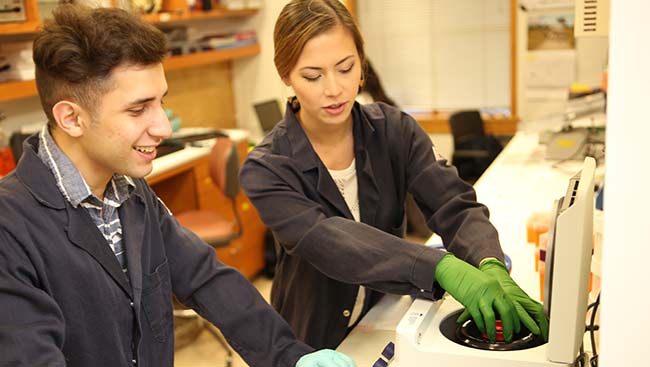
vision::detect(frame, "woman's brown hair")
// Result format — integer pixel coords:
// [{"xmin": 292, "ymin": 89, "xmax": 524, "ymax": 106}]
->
[{"xmin": 273, "ymin": 0, "xmax": 366, "ymax": 81}]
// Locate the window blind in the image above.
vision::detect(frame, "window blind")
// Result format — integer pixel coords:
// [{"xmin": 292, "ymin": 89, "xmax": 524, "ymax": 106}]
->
[{"xmin": 357, "ymin": 0, "xmax": 511, "ymax": 111}]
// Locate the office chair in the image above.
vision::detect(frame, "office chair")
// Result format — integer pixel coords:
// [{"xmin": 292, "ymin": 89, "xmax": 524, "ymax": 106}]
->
[
  {"xmin": 448, "ymin": 110, "xmax": 503, "ymax": 184},
  {"xmin": 173, "ymin": 137, "xmax": 242, "ymax": 367}
]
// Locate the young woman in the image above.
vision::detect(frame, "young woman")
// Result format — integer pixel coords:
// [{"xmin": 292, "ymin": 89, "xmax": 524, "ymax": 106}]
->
[{"xmin": 240, "ymin": 0, "xmax": 547, "ymax": 349}]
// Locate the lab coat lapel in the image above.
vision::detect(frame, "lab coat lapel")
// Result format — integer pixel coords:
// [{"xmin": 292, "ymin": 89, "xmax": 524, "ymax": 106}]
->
[
  {"xmin": 66, "ymin": 207, "xmax": 133, "ymax": 298},
  {"xmin": 316, "ymin": 165, "xmax": 355, "ymax": 219},
  {"xmin": 354, "ymin": 105, "xmax": 380, "ymax": 226},
  {"xmin": 120, "ymin": 193, "xmax": 144, "ymax": 307},
  {"xmin": 357, "ymin": 150, "xmax": 380, "ymax": 226},
  {"xmin": 285, "ymin": 103, "xmax": 354, "ymax": 219}
]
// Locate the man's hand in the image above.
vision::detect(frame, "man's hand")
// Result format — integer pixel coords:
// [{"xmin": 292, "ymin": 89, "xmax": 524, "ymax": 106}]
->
[
  {"xmin": 435, "ymin": 254, "xmax": 521, "ymax": 342},
  {"xmin": 478, "ymin": 258, "xmax": 549, "ymax": 341},
  {"xmin": 296, "ymin": 349, "xmax": 356, "ymax": 367}
]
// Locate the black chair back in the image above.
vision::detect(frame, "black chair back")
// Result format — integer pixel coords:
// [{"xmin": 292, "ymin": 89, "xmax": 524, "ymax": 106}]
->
[
  {"xmin": 449, "ymin": 110, "xmax": 486, "ymax": 146},
  {"xmin": 448, "ymin": 110, "xmax": 503, "ymax": 183}
]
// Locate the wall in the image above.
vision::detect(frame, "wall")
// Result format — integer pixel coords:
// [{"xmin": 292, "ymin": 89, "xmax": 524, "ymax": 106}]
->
[
  {"xmin": 599, "ymin": 0, "xmax": 650, "ymax": 364},
  {"xmin": 165, "ymin": 63, "xmax": 236, "ymax": 129},
  {"xmin": 232, "ymin": 2, "xmax": 289, "ymax": 141},
  {"xmin": 516, "ymin": 5, "xmax": 609, "ymax": 124},
  {"xmin": 231, "ymin": 1, "xmax": 456, "ymax": 159}
]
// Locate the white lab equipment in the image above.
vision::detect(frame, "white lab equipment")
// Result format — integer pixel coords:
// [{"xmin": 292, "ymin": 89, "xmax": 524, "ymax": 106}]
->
[{"xmin": 393, "ymin": 157, "xmax": 596, "ymax": 367}]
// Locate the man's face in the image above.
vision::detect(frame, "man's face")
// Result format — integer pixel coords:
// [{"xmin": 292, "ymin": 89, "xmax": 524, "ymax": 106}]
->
[{"xmin": 76, "ymin": 63, "xmax": 171, "ymax": 185}]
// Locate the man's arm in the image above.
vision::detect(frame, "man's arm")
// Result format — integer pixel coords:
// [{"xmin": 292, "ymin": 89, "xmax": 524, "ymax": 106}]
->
[
  {"xmin": 0, "ymin": 229, "xmax": 66, "ymax": 366},
  {"xmin": 151, "ymin": 193, "xmax": 314, "ymax": 367}
]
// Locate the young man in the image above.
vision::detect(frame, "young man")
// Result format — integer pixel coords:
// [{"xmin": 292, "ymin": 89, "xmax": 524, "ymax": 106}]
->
[{"xmin": 0, "ymin": 5, "xmax": 354, "ymax": 367}]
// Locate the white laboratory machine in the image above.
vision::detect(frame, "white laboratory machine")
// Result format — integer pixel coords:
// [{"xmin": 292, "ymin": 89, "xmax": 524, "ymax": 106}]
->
[{"xmin": 393, "ymin": 157, "xmax": 596, "ymax": 367}]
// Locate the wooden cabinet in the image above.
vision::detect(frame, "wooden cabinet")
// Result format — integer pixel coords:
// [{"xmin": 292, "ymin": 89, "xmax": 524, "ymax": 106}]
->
[{"xmin": 148, "ymin": 140, "xmax": 267, "ymax": 280}]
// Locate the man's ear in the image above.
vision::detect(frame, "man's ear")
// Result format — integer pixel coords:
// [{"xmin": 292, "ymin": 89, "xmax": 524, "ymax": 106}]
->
[{"xmin": 51, "ymin": 101, "xmax": 86, "ymax": 138}]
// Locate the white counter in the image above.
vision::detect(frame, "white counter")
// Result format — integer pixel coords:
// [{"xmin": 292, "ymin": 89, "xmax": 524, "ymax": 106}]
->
[
  {"xmin": 146, "ymin": 145, "xmax": 211, "ymax": 181},
  {"xmin": 146, "ymin": 128, "xmax": 250, "ymax": 181}
]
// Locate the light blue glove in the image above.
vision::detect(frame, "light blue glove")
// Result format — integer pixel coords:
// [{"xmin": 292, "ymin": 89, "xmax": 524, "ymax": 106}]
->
[{"xmin": 296, "ymin": 349, "xmax": 356, "ymax": 367}]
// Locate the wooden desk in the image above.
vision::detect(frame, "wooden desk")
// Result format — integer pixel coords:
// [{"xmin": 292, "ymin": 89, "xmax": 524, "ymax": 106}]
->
[
  {"xmin": 146, "ymin": 141, "xmax": 266, "ymax": 280},
  {"xmin": 408, "ymin": 110, "xmax": 519, "ymax": 135}
]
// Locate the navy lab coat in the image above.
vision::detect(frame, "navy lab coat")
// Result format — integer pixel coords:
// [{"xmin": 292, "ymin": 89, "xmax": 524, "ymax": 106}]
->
[
  {"xmin": 0, "ymin": 135, "xmax": 312, "ymax": 366},
  {"xmin": 240, "ymin": 102, "xmax": 505, "ymax": 349}
]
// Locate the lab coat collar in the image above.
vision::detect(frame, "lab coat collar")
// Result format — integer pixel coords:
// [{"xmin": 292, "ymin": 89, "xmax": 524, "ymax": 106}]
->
[
  {"xmin": 15, "ymin": 134, "xmax": 143, "ymax": 299},
  {"xmin": 283, "ymin": 102, "xmax": 319, "ymax": 172},
  {"xmin": 15, "ymin": 134, "xmax": 67, "ymax": 210},
  {"xmin": 120, "ymin": 193, "xmax": 145, "ymax": 311},
  {"xmin": 66, "ymin": 205, "xmax": 134, "ymax": 298},
  {"xmin": 353, "ymin": 104, "xmax": 380, "ymax": 226},
  {"xmin": 283, "ymin": 101, "xmax": 377, "ymax": 170},
  {"xmin": 283, "ymin": 102, "xmax": 380, "ymax": 222}
]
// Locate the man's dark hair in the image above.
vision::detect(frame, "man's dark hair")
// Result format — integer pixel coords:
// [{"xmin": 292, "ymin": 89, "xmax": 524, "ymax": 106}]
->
[{"xmin": 33, "ymin": 4, "xmax": 168, "ymax": 125}]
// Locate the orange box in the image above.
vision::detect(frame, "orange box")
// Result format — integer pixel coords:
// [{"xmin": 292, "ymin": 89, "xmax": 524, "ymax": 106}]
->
[
  {"xmin": 526, "ymin": 212, "xmax": 551, "ymax": 245},
  {"xmin": 0, "ymin": 147, "xmax": 16, "ymax": 176}
]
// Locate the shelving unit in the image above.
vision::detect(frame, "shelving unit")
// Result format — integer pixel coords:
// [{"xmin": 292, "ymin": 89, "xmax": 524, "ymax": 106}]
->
[
  {"xmin": 0, "ymin": 6, "xmax": 257, "ymax": 35},
  {"xmin": 0, "ymin": 80, "xmax": 37, "ymax": 103},
  {"xmin": 0, "ymin": 20, "xmax": 41, "ymax": 36},
  {"xmin": 142, "ymin": 8, "xmax": 258, "ymax": 24},
  {"xmin": 0, "ymin": 0, "xmax": 40, "ymax": 36},
  {"xmin": 0, "ymin": 43, "xmax": 260, "ymax": 102},
  {"xmin": 164, "ymin": 43, "xmax": 259, "ymax": 71},
  {"xmin": 0, "ymin": 6, "xmax": 260, "ymax": 103}
]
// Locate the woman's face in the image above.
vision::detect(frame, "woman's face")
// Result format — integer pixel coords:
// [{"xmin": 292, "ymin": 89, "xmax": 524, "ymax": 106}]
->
[{"xmin": 284, "ymin": 24, "xmax": 362, "ymax": 130}]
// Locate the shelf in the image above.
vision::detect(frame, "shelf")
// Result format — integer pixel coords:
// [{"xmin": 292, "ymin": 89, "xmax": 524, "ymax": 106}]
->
[
  {"xmin": 163, "ymin": 42, "xmax": 260, "ymax": 71},
  {"xmin": 0, "ymin": 43, "xmax": 259, "ymax": 102},
  {"xmin": 0, "ymin": 4, "xmax": 258, "ymax": 103},
  {"xmin": 0, "ymin": 8, "xmax": 257, "ymax": 36},
  {"xmin": 0, "ymin": 79, "xmax": 37, "ymax": 103},
  {"xmin": 0, "ymin": 20, "xmax": 41, "ymax": 36},
  {"xmin": 0, "ymin": 0, "xmax": 39, "ymax": 36},
  {"xmin": 142, "ymin": 8, "xmax": 258, "ymax": 24}
]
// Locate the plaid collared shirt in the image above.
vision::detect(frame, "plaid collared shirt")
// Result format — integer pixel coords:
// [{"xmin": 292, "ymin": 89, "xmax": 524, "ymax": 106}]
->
[{"xmin": 37, "ymin": 126, "xmax": 135, "ymax": 274}]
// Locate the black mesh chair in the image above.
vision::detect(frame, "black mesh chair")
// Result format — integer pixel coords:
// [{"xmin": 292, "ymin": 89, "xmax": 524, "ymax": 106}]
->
[{"xmin": 449, "ymin": 110, "xmax": 503, "ymax": 184}]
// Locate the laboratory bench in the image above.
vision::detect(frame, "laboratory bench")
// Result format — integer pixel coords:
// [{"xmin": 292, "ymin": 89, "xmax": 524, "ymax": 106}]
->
[
  {"xmin": 337, "ymin": 130, "xmax": 603, "ymax": 365},
  {"xmin": 146, "ymin": 130, "xmax": 266, "ymax": 280}
]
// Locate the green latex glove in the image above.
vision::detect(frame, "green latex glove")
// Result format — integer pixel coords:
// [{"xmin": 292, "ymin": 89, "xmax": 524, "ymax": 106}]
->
[
  {"xmin": 296, "ymin": 349, "xmax": 356, "ymax": 367},
  {"xmin": 476, "ymin": 258, "xmax": 549, "ymax": 341},
  {"xmin": 435, "ymin": 254, "xmax": 520, "ymax": 342}
]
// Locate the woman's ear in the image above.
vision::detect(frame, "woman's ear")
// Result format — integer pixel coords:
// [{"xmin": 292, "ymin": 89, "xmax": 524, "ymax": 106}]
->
[
  {"xmin": 51, "ymin": 101, "xmax": 85, "ymax": 138},
  {"xmin": 282, "ymin": 77, "xmax": 291, "ymax": 87}
]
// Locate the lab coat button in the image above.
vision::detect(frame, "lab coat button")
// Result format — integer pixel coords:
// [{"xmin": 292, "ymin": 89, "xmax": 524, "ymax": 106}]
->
[
  {"xmin": 132, "ymin": 359, "xmax": 137, "ymax": 365},
  {"xmin": 342, "ymin": 309, "xmax": 351, "ymax": 317},
  {"xmin": 129, "ymin": 301, "xmax": 134, "ymax": 307}
]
